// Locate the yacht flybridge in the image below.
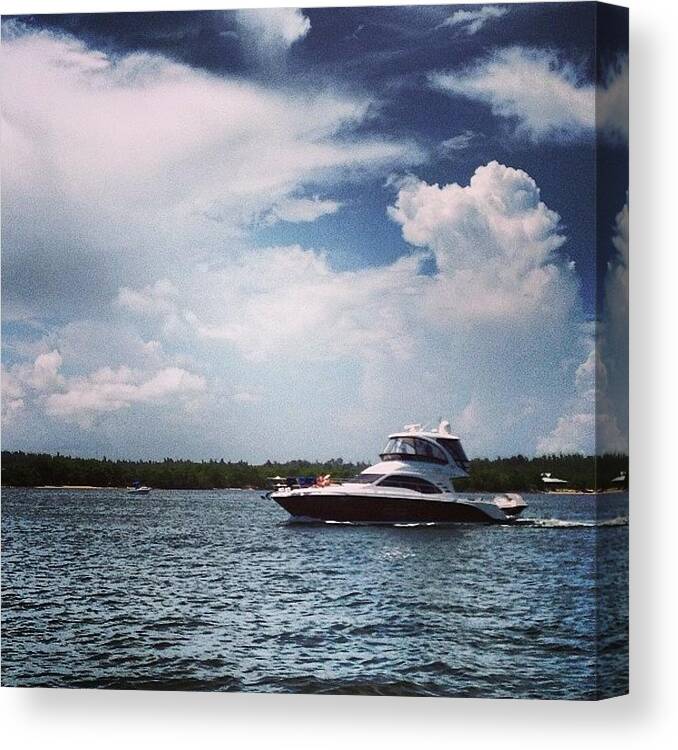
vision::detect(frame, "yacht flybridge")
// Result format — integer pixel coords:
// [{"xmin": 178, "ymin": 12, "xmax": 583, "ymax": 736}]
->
[{"xmin": 268, "ymin": 421, "xmax": 527, "ymax": 524}]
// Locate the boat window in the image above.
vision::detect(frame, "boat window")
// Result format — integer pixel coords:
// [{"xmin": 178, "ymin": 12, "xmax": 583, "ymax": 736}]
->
[
  {"xmin": 436, "ymin": 438, "xmax": 470, "ymax": 471},
  {"xmin": 343, "ymin": 474, "xmax": 384, "ymax": 484},
  {"xmin": 380, "ymin": 437, "xmax": 447, "ymax": 464},
  {"xmin": 378, "ymin": 475, "xmax": 442, "ymax": 494}
]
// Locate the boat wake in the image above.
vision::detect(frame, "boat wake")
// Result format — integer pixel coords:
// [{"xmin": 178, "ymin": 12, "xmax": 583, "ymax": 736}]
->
[
  {"xmin": 516, "ymin": 516, "xmax": 628, "ymax": 529},
  {"xmin": 280, "ymin": 516, "xmax": 629, "ymax": 529},
  {"xmin": 285, "ymin": 516, "xmax": 629, "ymax": 529},
  {"xmin": 328, "ymin": 521, "xmax": 443, "ymax": 528}
]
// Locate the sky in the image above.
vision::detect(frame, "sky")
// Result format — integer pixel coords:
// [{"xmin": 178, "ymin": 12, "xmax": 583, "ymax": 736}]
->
[{"xmin": 1, "ymin": 3, "xmax": 629, "ymax": 462}]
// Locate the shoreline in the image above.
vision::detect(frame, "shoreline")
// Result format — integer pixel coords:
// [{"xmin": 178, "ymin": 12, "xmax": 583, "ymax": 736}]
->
[
  {"xmin": 12, "ymin": 485, "xmax": 629, "ymax": 494},
  {"xmin": 29, "ymin": 485, "xmax": 259, "ymax": 491},
  {"xmin": 35, "ymin": 485, "xmax": 126, "ymax": 490}
]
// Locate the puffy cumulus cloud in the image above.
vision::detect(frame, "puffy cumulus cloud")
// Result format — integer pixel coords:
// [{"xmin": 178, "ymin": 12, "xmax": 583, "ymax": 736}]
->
[
  {"xmin": 24, "ymin": 350, "xmax": 64, "ymax": 391},
  {"xmin": 383, "ymin": 162, "xmax": 586, "ymax": 455},
  {"xmin": 389, "ymin": 162, "xmax": 565, "ymax": 270},
  {"xmin": 606, "ymin": 201, "xmax": 629, "ymax": 337},
  {"xmin": 1, "ymin": 25, "xmax": 421, "ymax": 321},
  {"xmin": 440, "ymin": 6, "xmax": 508, "ymax": 35},
  {"xmin": 538, "ymin": 412, "xmax": 595, "ymax": 455},
  {"xmin": 44, "ymin": 365, "xmax": 206, "ymax": 428},
  {"xmin": 537, "ymin": 197, "xmax": 629, "ymax": 456},
  {"xmin": 598, "ymin": 199, "xmax": 629, "ymax": 453},
  {"xmin": 536, "ymin": 343, "xmax": 596, "ymax": 455},
  {"xmin": 234, "ymin": 8, "xmax": 310, "ymax": 65},
  {"xmin": 2, "ymin": 321, "xmax": 207, "ymax": 436},
  {"xmin": 388, "ymin": 161, "xmax": 575, "ymax": 326},
  {"xmin": 2, "ymin": 349, "xmax": 65, "ymax": 422},
  {"xmin": 112, "ymin": 162, "xmax": 587, "ymax": 458},
  {"xmin": 3, "ymin": 157, "xmax": 594, "ymax": 460},
  {"xmin": 1, "ymin": 378, "xmax": 26, "ymax": 422},
  {"xmin": 537, "ymin": 339, "xmax": 627, "ymax": 456}
]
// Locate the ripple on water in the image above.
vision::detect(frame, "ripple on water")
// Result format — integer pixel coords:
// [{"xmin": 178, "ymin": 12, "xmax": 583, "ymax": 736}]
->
[{"xmin": 1, "ymin": 489, "xmax": 628, "ymax": 699}]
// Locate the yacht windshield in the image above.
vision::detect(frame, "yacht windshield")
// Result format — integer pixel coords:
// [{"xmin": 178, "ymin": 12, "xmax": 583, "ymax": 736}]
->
[
  {"xmin": 343, "ymin": 474, "xmax": 383, "ymax": 484},
  {"xmin": 436, "ymin": 438, "xmax": 470, "ymax": 471},
  {"xmin": 380, "ymin": 437, "xmax": 447, "ymax": 464},
  {"xmin": 377, "ymin": 475, "xmax": 442, "ymax": 494}
]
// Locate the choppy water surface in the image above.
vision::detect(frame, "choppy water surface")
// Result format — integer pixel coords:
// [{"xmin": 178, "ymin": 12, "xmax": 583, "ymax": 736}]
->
[{"xmin": 2, "ymin": 489, "xmax": 628, "ymax": 698}]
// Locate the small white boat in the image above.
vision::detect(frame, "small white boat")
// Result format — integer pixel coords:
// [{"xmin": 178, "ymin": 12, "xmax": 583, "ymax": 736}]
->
[
  {"xmin": 268, "ymin": 421, "xmax": 527, "ymax": 524},
  {"xmin": 127, "ymin": 483, "xmax": 152, "ymax": 495},
  {"xmin": 540, "ymin": 472, "xmax": 574, "ymax": 493}
]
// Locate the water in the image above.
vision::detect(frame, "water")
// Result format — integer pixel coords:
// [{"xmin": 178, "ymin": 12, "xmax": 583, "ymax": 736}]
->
[{"xmin": 1, "ymin": 489, "xmax": 628, "ymax": 699}]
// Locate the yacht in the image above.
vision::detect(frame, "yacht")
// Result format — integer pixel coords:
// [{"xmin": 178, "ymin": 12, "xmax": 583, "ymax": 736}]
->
[{"xmin": 268, "ymin": 421, "xmax": 526, "ymax": 524}]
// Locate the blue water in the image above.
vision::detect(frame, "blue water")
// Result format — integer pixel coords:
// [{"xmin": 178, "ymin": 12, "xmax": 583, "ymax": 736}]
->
[{"xmin": 1, "ymin": 488, "xmax": 628, "ymax": 699}]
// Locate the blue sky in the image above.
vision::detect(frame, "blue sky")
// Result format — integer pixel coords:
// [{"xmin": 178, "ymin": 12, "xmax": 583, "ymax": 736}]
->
[{"xmin": 1, "ymin": 4, "xmax": 628, "ymax": 462}]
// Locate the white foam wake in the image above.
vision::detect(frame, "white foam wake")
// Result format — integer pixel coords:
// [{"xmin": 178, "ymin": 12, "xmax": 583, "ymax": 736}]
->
[{"xmin": 518, "ymin": 515, "xmax": 628, "ymax": 528}]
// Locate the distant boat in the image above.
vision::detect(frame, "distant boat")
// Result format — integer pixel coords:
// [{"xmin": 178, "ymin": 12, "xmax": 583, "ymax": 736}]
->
[
  {"xmin": 604, "ymin": 470, "xmax": 628, "ymax": 492},
  {"xmin": 127, "ymin": 481, "xmax": 151, "ymax": 495},
  {"xmin": 540, "ymin": 472, "xmax": 577, "ymax": 493},
  {"xmin": 611, "ymin": 470, "xmax": 627, "ymax": 485}
]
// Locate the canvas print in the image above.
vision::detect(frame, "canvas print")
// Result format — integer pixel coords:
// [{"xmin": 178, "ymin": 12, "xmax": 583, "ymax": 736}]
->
[{"xmin": 1, "ymin": 3, "xmax": 628, "ymax": 699}]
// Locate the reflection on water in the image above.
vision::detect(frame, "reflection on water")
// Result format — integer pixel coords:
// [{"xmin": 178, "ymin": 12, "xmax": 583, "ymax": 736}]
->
[{"xmin": 1, "ymin": 489, "xmax": 628, "ymax": 698}]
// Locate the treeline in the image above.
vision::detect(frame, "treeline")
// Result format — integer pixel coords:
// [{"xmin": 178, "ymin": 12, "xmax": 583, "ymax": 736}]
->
[
  {"xmin": 453, "ymin": 453, "xmax": 628, "ymax": 492},
  {"xmin": 1, "ymin": 451, "xmax": 628, "ymax": 492},
  {"xmin": 0, "ymin": 451, "xmax": 367, "ymax": 490}
]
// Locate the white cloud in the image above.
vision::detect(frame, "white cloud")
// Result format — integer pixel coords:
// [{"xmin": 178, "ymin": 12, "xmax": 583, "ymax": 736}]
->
[
  {"xmin": 45, "ymin": 365, "xmax": 206, "ymax": 428},
  {"xmin": 0, "ymin": 24, "xmax": 617, "ymax": 463},
  {"xmin": 1, "ymin": 25, "xmax": 421, "ymax": 321},
  {"xmin": 116, "ymin": 280, "xmax": 178, "ymax": 317},
  {"xmin": 439, "ymin": 130, "xmax": 478, "ymax": 156},
  {"xmin": 179, "ymin": 245, "xmax": 425, "ymax": 363},
  {"xmin": 386, "ymin": 162, "xmax": 585, "ymax": 456},
  {"xmin": 387, "ymin": 161, "xmax": 573, "ymax": 326},
  {"xmin": 2, "ymin": 349, "xmax": 64, "ymax": 423},
  {"xmin": 26, "ymin": 350, "xmax": 64, "ymax": 391},
  {"xmin": 598, "ymin": 56, "xmax": 629, "ymax": 143},
  {"xmin": 112, "ymin": 162, "xmax": 586, "ymax": 459},
  {"xmin": 236, "ymin": 8, "xmax": 310, "ymax": 49},
  {"xmin": 2, "ymin": 324, "xmax": 207, "ymax": 433},
  {"xmin": 431, "ymin": 47, "xmax": 594, "ymax": 142},
  {"xmin": 536, "ymin": 342, "xmax": 596, "ymax": 455},
  {"xmin": 536, "ymin": 342, "xmax": 627, "ymax": 456},
  {"xmin": 46, "ymin": 320, "xmax": 172, "ymax": 375},
  {"xmin": 537, "ymin": 412, "xmax": 595, "ymax": 455},
  {"xmin": 262, "ymin": 196, "xmax": 343, "ymax": 225},
  {"xmin": 133, "ymin": 164, "xmax": 578, "ymax": 350},
  {"xmin": 598, "ymin": 199, "xmax": 629, "ymax": 453},
  {"xmin": 1, "ymin": 369, "xmax": 27, "ymax": 423},
  {"xmin": 232, "ymin": 389, "xmax": 262, "ymax": 405},
  {"xmin": 431, "ymin": 47, "xmax": 629, "ymax": 145},
  {"xmin": 440, "ymin": 6, "xmax": 508, "ymax": 35},
  {"xmin": 538, "ymin": 197, "xmax": 629, "ymax": 455},
  {"xmin": 234, "ymin": 8, "xmax": 310, "ymax": 66}
]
